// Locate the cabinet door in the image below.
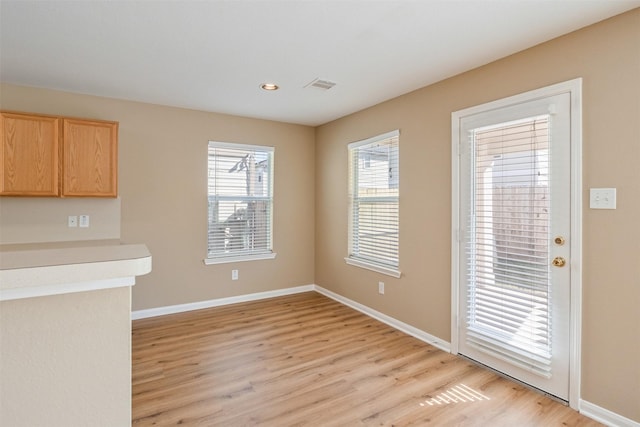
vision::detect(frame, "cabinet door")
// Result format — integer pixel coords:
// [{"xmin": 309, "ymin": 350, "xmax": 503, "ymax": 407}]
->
[
  {"xmin": 62, "ymin": 119, "xmax": 118, "ymax": 197},
  {"xmin": 1, "ymin": 112, "xmax": 60, "ymax": 196}
]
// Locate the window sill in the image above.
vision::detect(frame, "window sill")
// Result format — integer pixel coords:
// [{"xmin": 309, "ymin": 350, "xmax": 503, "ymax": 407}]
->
[
  {"xmin": 204, "ymin": 252, "xmax": 277, "ymax": 265},
  {"xmin": 344, "ymin": 257, "xmax": 401, "ymax": 278}
]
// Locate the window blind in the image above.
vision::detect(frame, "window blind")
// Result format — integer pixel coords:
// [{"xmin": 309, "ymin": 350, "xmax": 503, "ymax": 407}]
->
[
  {"xmin": 348, "ymin": 130, "xmax": 399, "ymax": 270},
  {"xmin": 207, "ymin": 142, "xmax": 273, "ymax": 260},
  {"xmin": 466, "ymin": 116, "xmax": 552, "ymax": 377}
]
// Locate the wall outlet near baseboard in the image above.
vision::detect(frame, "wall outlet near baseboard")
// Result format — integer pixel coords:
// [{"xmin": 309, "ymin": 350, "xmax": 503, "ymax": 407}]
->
[
  {"xmin": 232, "ymin": 269, "xmax": 238, "ymax": 281},
  {"xmin": 378, "ymin": 281, "xmax": 385, "ymax": 295}
]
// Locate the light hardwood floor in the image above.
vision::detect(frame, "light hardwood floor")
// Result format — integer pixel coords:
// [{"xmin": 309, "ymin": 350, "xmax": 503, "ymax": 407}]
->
[{"xmin": 132, "ymin": 292, "xmax": 600, "ymax": 426}]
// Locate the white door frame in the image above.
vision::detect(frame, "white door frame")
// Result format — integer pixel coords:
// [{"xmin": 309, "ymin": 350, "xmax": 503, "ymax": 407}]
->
[{"xmin": 451, "ymin": 78, "xmax": 582, "ymax": 409}]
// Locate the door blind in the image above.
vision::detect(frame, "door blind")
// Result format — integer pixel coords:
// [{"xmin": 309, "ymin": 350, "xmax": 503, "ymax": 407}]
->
[
  {"xmin": 348, "ymin": 131, "xmax": 399, "ymax": 269},
  {"xmin": 207, "ymin": 142, "xmax": 273, "ymax": 260},
  {"xmin": 466, "ymin": 115, "xmax": 553, "ymax": 377}
]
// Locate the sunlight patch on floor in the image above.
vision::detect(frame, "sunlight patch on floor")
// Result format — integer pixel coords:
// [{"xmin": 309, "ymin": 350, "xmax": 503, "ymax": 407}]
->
[{"xmin": 420, "ymin": 384, "xmax": 490, "ymax": 406}]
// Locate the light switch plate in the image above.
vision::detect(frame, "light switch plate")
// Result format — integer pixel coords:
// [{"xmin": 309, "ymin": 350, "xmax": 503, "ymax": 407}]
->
[
  {"xmin": 590, "ymin": 188, "xmax": 616, "ymax": 209},
  {"xmin": 68, "ymin": 215, "xmax": 78, "ymax": 228},
  {"xmin": 79, "ymin": 214, "xmax": 90, "ymax": 227}
]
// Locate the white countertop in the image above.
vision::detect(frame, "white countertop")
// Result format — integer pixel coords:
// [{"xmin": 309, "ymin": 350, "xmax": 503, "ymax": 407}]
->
[{"xmin": 0, "ymin": 240, "xmax": 152, "ymax": 301}]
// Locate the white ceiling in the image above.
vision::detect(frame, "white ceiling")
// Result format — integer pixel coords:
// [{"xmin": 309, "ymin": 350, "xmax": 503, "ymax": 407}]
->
[{"xmin": 1, "ymin": 1, "xmax": 638, "ymax": 126}]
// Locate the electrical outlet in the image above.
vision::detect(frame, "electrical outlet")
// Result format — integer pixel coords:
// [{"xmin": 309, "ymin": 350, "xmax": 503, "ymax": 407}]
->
[
  {"xmin": 232, "ymin": 269, "xmax": 239, "ymax": 280},
  {"xmin": 79, "ymin": 214, "xmax": 90, "ymax": 228},
  {"xmin": 68, "ymin": 215, "xmax": 78, "ymax": 228},
  {"xmin": 378, "ymin": 281, "xmax": 385, "ymax": 295}
]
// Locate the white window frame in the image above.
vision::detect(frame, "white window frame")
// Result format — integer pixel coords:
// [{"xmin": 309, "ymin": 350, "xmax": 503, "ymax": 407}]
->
[
  {"xmin": 204, "ymin": 141, "xmax": 276, "ymax": 265},
  {"xmin": 345, "ymin": 130, "xmax": 401, "ymax": 278}
]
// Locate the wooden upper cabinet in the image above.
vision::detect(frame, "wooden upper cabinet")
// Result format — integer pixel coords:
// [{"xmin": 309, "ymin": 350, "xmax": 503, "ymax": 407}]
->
[
  {"xmin": 1, "ymin": 112, "xmax": 60, "ymax": 196},
  {"xmin": 62, "ymin": 119, "xmax": 118, "ymax": 197},
  {"xmin": 0, "ymin": 111, "xmax": 118, "ymax": 198}
]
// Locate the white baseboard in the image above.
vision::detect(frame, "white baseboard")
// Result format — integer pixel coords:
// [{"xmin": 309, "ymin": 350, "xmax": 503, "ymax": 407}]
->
[
  {"xmin": 314, "ymin": 285, "xmax": 451, "ymax": 353},
  {"xmin": 131, "ymin": 284, "xmax": 315, "ymax": 320},
  {"xmin": 580, "ymin": 400, "xmax": 640, "ymax": 427},
  {"xmin": 132, "ymin": 284, "xmax": 450, "ymax": 353}
]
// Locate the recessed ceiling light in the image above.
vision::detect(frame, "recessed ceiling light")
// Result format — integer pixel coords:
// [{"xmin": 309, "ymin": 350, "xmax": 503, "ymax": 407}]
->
[{"xmin": 260, "ymin": 83, "xmax": 279, "ymax": 91}]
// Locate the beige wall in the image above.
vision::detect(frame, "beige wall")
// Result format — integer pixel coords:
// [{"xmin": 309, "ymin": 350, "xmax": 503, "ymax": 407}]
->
[
  {"xmin": 0, "ymin": 197, "xmax": 121, "ymax": 244},
  {"xmin": 0, "ymin": 287, "xmax": 132, "ymax": 426},
  {"xmin": 315, "ymin": 9, "xmax": 639, "ymax": 422},
  {"xmin": 0, "ymin": 85, "xmax": 316, "ymax": 310}
]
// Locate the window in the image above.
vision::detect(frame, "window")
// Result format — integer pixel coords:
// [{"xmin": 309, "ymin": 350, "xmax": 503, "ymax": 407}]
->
[
  {"xmin": 346, "ymin": 130, "xmax": 400, "ymax": 278},
  {"xmin": 205, "ymin": 141, "xmax": 275, "ymax": 264}
]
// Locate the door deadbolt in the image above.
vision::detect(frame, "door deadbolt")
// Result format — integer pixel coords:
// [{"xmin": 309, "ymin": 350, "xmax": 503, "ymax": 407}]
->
[
  {"xmin": 552, "ymin": 256, "xmax": 566, "ymax": 267},
  {"xmin": 554, "ymin": 236, "xmax": 565, "ymax": 245}
]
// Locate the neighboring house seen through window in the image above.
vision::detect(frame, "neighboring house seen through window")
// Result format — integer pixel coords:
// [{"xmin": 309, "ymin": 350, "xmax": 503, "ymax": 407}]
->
[
  {"xmin": 346, "ymin": 130, "xmax": 400, "ymax": 278},
  {"xmin": 205, "ymin": 141, "xmax": 275, "ymax": 264}
]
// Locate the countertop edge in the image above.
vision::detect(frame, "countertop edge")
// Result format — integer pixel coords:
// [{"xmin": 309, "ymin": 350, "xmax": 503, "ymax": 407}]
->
[
  {"xmin": 0, "ymin": 276, "xmax": 136, "ymax": 301},
  {"xmin": 0, "ymin": 254, "xmax": 152, "ymax": 301}
]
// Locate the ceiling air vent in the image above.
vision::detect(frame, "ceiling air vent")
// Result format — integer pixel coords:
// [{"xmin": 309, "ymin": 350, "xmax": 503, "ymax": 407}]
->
[{"xmin": 305, "ymin": 78, "xmax": 336, "ymax": 90}]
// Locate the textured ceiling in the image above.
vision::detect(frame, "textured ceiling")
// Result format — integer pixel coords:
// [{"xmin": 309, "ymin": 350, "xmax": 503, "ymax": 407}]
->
[{"xmin": 1, "ymin": 1, "xmax": 638, "ymax": 125}]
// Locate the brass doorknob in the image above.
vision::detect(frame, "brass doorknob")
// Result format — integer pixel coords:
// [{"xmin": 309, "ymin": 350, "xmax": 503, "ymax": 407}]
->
[{"xmin": 552, "ymin": 256, "xmax": 566, "ymax": 267}]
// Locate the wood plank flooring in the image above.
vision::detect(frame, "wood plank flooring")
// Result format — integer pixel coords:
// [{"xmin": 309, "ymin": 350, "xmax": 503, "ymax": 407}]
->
[{"xmin": 132, "ymin": 292, "xmax": 600, "ymax": 426}]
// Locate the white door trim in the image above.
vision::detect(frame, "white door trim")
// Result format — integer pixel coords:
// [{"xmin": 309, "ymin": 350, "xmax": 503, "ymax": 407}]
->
[{"xmin": 451, "ymin": 79, "xmax": 582, "ymax": 409}]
